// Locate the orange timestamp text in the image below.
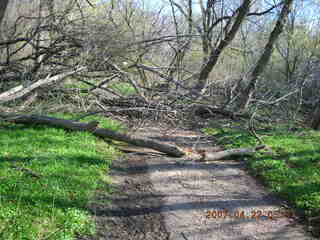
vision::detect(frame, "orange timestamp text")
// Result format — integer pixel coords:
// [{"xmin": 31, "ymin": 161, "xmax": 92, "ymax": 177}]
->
[{"xmin": 205, "ymin": 209, "xmax": 295, "ymax": 220}]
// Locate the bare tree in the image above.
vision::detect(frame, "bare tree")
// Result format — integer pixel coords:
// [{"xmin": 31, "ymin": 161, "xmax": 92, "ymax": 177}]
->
[
  {"xmin": 0, "ymin": 0, "xmax": 9, "ymax": 26},
  {"xmin": 237, "ymin": 0, "xmax": 294, "ymax": 111},
  {"xmin": 194, "ymin": 0, "xmax": 251, "ymax": 94},
  {"xmin": 131, "ymin": 0, "xmax": 282, "ymax": 103}
]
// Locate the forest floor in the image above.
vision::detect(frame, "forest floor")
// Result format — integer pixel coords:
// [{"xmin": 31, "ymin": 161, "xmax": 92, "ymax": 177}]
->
[{"xmin": 77, "ymin": 125, "xmax": 315, "ymax": 240}]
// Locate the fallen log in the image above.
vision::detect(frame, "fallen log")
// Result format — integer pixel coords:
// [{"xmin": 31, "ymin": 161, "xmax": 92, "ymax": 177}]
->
[
  {"xmin": 191, "ymin": 104, "xmax": 269, "ymax": 122},
  {"xmin": 4, "ymin": 114, "xmax": 185, "ymax": 157},
  {"xmin": 188, "ymin": 145, "xmax": 266, "ymax": 161},
  {"xmin": 1, "ymin": 114, "xmax": 266, "ymax": 160},
  {"xmin": 0, "ymin": 67, "xmax": 86, "ymax": 104}
]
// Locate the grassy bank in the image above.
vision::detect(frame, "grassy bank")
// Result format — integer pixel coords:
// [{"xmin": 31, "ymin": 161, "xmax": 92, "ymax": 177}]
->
[
  {"xmin": 203, "ymin": 124, "xmax": 320, "ymax": 220},
  {"xmin": 0, "ymin": 114, "xmax": 121, "ymax": 240}
]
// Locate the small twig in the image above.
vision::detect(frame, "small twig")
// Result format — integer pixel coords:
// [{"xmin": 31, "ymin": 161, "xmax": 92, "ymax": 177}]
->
[
  {"xmin": 10, "ymin": 166, "xmax": 41, "ymax": 178},
  {"xmin": 85, "ymin": 121, "xmax": 99, "ymax": 132},
  {"xmin": 75, "ymin": 77, "xmax": 121, "ymax": 97},
  {"xmin": 308, "ymin": 215, "xmax": 320, "ymax": 222},
  {"xmin": 192, "ymin": 135, "xmax": 202, "ymax": 151},
  {"xmin": 248, "ymin": 111, "xmax": 264, "ymax": 145},
  {"xmin": 71, "ymin": 111, "xmax": 103, "ymax": 121},
  {"xmin": 181, "ymin": 232, "xmax": 189, "ymax": 240},
  {"xmin": 255, "ymin": 89, "xmax": 298, "ymax": 106},
  {"xmin": 42, "ymin": 227, "xmax": 64, "ymax": 240}
]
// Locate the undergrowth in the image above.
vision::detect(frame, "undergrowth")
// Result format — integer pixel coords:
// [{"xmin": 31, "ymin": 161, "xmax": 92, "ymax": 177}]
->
[{"xmin": 109, "ymin": 82, "xmax": 136, "ymax": 96}]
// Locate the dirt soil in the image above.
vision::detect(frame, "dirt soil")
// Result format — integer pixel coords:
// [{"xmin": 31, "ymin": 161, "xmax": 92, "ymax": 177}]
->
[{"xmin": 77, "ymin": 126, "xmax": 316, "ymax": 240}]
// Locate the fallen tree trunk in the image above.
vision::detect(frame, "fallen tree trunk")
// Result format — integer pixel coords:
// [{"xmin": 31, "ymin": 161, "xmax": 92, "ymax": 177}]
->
[
  {"xmin": 0, "ymin": 67, "xmax": 86, "ymax": 103},
  {"xmin": 4, "ymin": 114, "xmax": 185, "ymax": 157},
  {"xmin": 187, "ymin": 145, "xmax": 266, "ymax": 162},
  {"xmin": 191, "ymin": 104, "xmax": 269, "ymax": 122},
  {"xmin": 1, "ymin": 114, "xmax": 266, "ymax": 160}
]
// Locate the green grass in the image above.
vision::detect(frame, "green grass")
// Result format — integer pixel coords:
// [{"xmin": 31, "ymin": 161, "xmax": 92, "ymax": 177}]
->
[
  {"xmin": 64, "ymin": 80, "xmax": 137, "ymax": 97},
  {"xmin": 64, "ymin": 82, "xmax": 88, "ymax": 90},
  {"xmin": 52, "ymin": 113, "xmax": 125, "ymax": 132},
  {"xmin": 203, "ymin": 124, "xmax": 320, "ymax": 218},
  {"xmin": 0, "ymin": 114, "xmax": 121, "ymax": 240},
  {"xmin": 109, "ymin": 82, "xmax": 136, "ymax": 96}
]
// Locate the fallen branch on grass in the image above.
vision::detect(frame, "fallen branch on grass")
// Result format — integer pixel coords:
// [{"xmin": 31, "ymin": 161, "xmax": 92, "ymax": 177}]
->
[
  {"xmin": 0, "ymin": 67, "xmax": 86, "ymax": 103},
  {"xmin": 2, "ymin": 114, "xmax": 185, "ymax": 157},
  {"xmin": 10, "ymin": 165, "xmax": 41, "ymax": 178},
  {"xmin": 191, "ymin": 145, "xmax": 266, "ymax": 161},
  {"xmin": 1, "ymin": 114, "xmax": 266, "ymax": 160}
]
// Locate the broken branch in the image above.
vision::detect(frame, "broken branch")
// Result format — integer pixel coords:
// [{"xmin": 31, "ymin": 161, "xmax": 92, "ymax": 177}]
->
[
  {"xmin": 191, "ymin": 145, "xmax": 266, "ymax": 161},
  {"xmin": 0, "ymin": 67, "xmax": 86, "ymax": 103},
  {"xmin": 3, "ymin": 114, "xmax": 185, "ymax": 157}
]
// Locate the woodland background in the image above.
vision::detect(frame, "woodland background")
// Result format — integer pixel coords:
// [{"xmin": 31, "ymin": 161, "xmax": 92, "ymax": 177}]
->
[
  {"xmin": 0, "ymin": 0, "xmax": 320, "ymax": 127},
  {"xmin": 1, "ymin": 1, "xmax": 320, "ymax": 239}
]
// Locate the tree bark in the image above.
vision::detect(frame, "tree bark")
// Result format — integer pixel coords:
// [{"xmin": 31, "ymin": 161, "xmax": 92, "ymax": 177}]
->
[
  {"xmin": 237, "ymin": 0, "xmax": 294, "ymax": 111},
  {"xmin": 194, "ymin": 145, "xmax": 266, "ymax": 161},
  {"xmin": 0, "ymin": 67, "xmax": 86, "ymax": 103},
  {"xmin": 194, "ymin": 0, "xmax": 251, "ymax": 94},
  {"xmin": 0, "ymin": 0, "xmax": 9, "ymax": 27},
  {"xmin": 4, "ymin": 114, "xmax": 186, "ymax": 157},
  {"xmin": 311, "ymin": 105, "xmax": 320, "ymax": 130},
  {"xmin": 1, "ymin": 114, "xmax": 267, "ymax": 160}
]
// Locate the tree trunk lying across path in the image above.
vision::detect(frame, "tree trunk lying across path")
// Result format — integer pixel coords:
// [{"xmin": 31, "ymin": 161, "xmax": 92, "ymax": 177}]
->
[
  {"xmin": 4, "ymin": 114, "xmax": 185, "ymax": 157},
  {"xmin": 3, "ymin": 115, "xmax": 185, "ymax": 157},
  {"xmin": 193, "ymin": 145, "xmax": 266, "ymax": 161},
  {"xmin": 1, "ymin": 114, "xmax": 266, "ymax": 160}
]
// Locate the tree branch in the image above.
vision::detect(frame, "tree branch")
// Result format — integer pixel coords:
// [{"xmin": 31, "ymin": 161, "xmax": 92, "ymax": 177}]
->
[
  {"xmin": 3, "ymin": 114, "xmax": 185, "ymax": 157},
  {"xmin": 0, "ymin": 67, "xmax": 86, "ymax": 103}
]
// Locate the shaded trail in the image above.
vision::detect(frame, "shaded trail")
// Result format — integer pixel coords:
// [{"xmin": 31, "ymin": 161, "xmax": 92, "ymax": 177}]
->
[{"xmin": 78, "ymin": 127, "xmax": 314, "ymax": 240}]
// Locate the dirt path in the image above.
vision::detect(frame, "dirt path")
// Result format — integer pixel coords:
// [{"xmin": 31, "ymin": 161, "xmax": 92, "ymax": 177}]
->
[{"xmin": 78, "ymin": 127, "xmax": 315, "ymax": 240}]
